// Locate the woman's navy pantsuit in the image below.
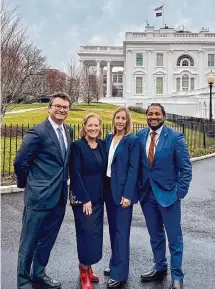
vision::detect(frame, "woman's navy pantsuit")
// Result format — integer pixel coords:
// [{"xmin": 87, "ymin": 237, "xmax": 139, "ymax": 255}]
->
[
  {"xmin": 70, "ymin": 138, "xmax": 107, "ymax": 265},
  {"xmin": 105, "ymin": 133, "xmax": 140, "ymax": 281}
]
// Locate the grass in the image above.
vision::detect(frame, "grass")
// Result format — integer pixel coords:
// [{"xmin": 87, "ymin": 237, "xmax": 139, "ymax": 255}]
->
[
  {"xmin": 1, "ymin": 102, "xmax": 215, "ymax": 176},
  {"xmin": 2, "ymin": 103, "xmax": 148, "ymax": 125}
]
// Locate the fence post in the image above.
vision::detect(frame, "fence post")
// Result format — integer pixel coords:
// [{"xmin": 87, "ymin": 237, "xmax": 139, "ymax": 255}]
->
[{"xmin": 202, "ymin": 123, "xmax": 206, "ymax": 148}]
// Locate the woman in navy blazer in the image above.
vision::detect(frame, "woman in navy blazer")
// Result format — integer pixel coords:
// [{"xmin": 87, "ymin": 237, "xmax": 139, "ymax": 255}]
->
[
  {"xmin": 104, "ymin": 107, "xmax": 140, "ymax": 288},
  {"xmin": 70, "ymin": 113, "xmax": 107, "ymax": 289}
]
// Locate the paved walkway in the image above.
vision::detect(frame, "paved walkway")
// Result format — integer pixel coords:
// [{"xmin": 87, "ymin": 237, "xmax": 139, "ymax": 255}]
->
[
  {"xmin": 5, "ymin": 107, "xmax": 46, "ymax": 114},
  {"xmin": 1, "ymin": 158, "xmax": 215, "ymax": 289}
]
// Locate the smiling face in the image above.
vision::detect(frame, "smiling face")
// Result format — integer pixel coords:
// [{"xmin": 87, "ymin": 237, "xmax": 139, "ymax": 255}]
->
[
  {"xmin": 84, "ymin": 116, "xmax": 101, "ymax": 140},
  {"xmin": 146, "ymin": 105, "xmax": 165, "ymax": 131},
  {"xmin": 114, "ymin": 110, "xmax": 127, "ymax": 133},
  {"xmin": 48, "ymin": 97, "xmax": 70, "ymax": 125}
]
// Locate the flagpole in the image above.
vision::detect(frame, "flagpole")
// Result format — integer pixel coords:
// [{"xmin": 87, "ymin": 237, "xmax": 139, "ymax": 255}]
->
[{"xmin": 163, "ymin": 3, "xmax": 164, "ymax": 28}]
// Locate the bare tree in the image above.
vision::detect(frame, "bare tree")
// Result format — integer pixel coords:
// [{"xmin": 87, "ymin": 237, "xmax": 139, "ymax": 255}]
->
[
  {"xmin": 1, "ymin": 3, "xmax": 47, "ymax": 119},
  {"xmin": 66, "ymin": 56, "xmax": 80, "ymax": 103}
]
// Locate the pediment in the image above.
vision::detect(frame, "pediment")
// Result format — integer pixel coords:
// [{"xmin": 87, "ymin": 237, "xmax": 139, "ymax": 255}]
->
[
  {"xmin": 133, "ymin": 70, "xmax": 146, "ymax": 75},
  {"xmin": 153, "ymin": 71, "xmax": 166, "ymax": 75}
]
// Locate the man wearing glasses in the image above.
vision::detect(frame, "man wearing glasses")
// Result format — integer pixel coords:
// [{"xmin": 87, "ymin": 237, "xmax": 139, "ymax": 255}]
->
[{"xmin": 14, "ymin": 93, "xmax": 73, "ymax": 289}]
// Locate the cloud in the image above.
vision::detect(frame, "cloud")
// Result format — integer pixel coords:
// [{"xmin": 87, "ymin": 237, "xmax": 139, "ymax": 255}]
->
[
  {"xmin": 102, "ymin": 0, "xmax": 123, "ymax": 17},
  {"xmin": 88, "ymin": 36, "xmax": 105, "ymax": 45},
  {"xmin": 114, "ymin": 24, "xmax": 147, "ymax": 45}
]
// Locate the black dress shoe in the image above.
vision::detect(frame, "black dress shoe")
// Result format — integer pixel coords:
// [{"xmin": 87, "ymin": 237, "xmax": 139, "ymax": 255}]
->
[
  {"xmin": 104, "ymin": 268, "xmax": 110, "ymax": 276},
  {"xmin": 32, "ymin": 275, "xmax": 61, "ymax": 289},
  {"xmin": 107, "ymin": 279, "xmax": 126, "ymax": 288},
  {"xmin": 141, "ymin": 267, "xmax": 167, "ymax": 282},
  {"xmin": 169, "ymin": 280, "xmax": 184, "ymax": 289}
]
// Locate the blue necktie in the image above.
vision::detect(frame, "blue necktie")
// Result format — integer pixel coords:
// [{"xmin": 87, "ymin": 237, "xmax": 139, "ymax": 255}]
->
[{"xmin": 57, "ymin": 127, "xmax": 66, "ymax": 160}]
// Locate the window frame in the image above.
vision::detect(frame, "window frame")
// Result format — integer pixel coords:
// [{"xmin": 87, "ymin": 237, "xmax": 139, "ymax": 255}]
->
[
  {"xmin": 156, "ymin": 53, "xmax": 164, "ymax": 67},
  {"xmin": 156, "ymin": 77, "xmax": 164, "ymax": 94},
  {"xmin": 135, "ymin": 76, "xmax": 143, "ymax": 94},
  {"xmin": 136, "ymin": 53, "xmax": 143, "ymax": 67}
]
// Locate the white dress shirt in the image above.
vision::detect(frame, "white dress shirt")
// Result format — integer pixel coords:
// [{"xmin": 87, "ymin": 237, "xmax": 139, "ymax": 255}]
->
[
  {"xmin": 146, "ymin": 125, "xmax": 163, "ymax": 157},
  {"xmin": 48, "ymin": 116, "xmax": 68, "ymax": 149},
  {"xmin": 106, "ymin": 138, "xmax": 119, "ymax": 177}
]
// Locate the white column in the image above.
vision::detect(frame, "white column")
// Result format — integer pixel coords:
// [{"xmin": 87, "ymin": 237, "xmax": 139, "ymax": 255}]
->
[
  {"xmin": 79, "ymin": 60, "xmax": 87, "ymax": 100},
  {"xmin": 126, "ymin": 50, "xmax": 132, "ymax": 93},
  {"xmin": 123, "ymin": 61, "xmax": 126, "ymax": 98},
  {"xmin": 167, "ymin": 50, "xmax": 174, "ymax": 95},
  {"xmin": 147, "ymin": 50, "xmax": 153, "ymax": 97},
  {"xmin": 110, "ymin": 64, "xmax": 112, "ymax": 97},
  {"xmin": 100, "ymin": 66, "xmax": 104, "ymax": 97},
  {"xmin": 198, "ymin": 50, "xmax": 204, "ymax": 89},
  {"xmin": 96, "ymin": 60, "xmax": 100, "ymax": 78},
  {"xmin": 106, "ymin": 61, "xmax": 111, "ymax": 97}
]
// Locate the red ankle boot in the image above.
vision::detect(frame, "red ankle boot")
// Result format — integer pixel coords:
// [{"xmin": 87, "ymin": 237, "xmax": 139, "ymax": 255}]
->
[
  {"xmin": 88, "ymin": 266, "xmax": 99, "ymax": 283},
  {"xmin": 79, "ymin": 265, "xmax": 93, "ymax": 289}
]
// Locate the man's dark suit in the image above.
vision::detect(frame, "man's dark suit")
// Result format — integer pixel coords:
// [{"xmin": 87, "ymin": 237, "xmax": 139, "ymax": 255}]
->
[{"xmin": 14, "ymin": 118, "xmax": 72, "ymax": 289}]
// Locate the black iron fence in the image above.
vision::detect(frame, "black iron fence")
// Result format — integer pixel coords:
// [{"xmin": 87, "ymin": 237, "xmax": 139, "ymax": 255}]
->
[{"xmin": 1, "ymin": 122, "xmax": 215, "ymax": 177}]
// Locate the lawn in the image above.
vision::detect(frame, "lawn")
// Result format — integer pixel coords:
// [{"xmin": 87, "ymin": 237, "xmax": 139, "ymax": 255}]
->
[
  {"xmin": 1, "ymin": 102, "xmax": 215, "ymax": 176},
  {"xmin": 2, "ymin": 102, "xmax": 148, "ymax": 125}
]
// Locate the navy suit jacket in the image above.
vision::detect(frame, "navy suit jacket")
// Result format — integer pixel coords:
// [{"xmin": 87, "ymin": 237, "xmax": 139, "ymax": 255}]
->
[
  {"xmin": 70, "ymin": 138, "xmax": 107, "ymax": 204},
  {"xmin": 106, "ymin": 132, "xmax": 140, "ymax": 205},
  {"xmin": 14, "ymin": 118, "xmax": 73, "ymax": 210},
  {"xmin": 136, "ymin": 125, "xmax": 192, "ymax": 207}
]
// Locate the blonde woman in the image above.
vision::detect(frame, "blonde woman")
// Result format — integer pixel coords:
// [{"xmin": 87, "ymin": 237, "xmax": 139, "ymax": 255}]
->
[
  {"xmin": 104, "ymin": 107, "xmax": 140, "ymax": 288},
  {"xmin": 70, "ymin": 113, "xmax": 107, "ymax": 289}
]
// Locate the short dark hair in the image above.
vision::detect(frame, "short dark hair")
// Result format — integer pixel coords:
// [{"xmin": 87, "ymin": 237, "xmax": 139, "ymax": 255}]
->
[
  {"xmin": 146, "ymin": 103, "xmax": 166, "ymax": 117},
  {"xmin": 48, "ymin": 93, "xmax": 71, "ymax": 108}
]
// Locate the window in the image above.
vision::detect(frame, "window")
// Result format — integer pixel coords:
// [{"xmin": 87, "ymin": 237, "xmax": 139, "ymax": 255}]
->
[
  {"xmin": 136, "ymin": 53, "xmax": 143, "ymax": 66},
  {"xmin": 190, "ymin": 78, "xmax": 195, "ymax": 91},
  {"xmin": 136, "ymin": 77, "xmax": 143, "ymax": 94},
  {"xmin": 208, "ymin": 54, "xmax": 215, "ymax": 67},
  {"xmin": 177, "ymin": 54, "xmax": 194, "ymax": 66},
  {"xmin": 182, "ymin": 60, "xmax": 189, "ymax": 66},
  {"xmin": 156, "ymin": 77, "xmax": 163, "ymax": 94},
  {"xmin": 182, "ymin": 74, "xmax": 189, "ymax": 91},
  {"xmin": 118, "ymin": 74, "xmax": 123, "ymax": 83},
  {"xmin": 156, "ymin": 53, "xmax": 163, "ymax": 66},
  {"xmin": 113, "ymin": 74, "xmax": 117, "ymax": 83},
  {"xmin": 176, "ymin": 78, "xmax": 180, "ymax": 91}
]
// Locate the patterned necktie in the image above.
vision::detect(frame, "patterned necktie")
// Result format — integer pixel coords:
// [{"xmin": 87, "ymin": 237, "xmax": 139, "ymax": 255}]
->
[
  {"xmin": 57, "ymin": 127, "xmax": 66, "ymax": 160},
  {"xmin": 148, "ymin": 131, "xmax": 157, "ymax": 167}
]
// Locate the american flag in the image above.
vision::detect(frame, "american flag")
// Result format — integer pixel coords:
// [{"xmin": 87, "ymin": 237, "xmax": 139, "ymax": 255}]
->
[{"xmin": 154, "ymin": 5, "xmax": 163, "ymax": 11}]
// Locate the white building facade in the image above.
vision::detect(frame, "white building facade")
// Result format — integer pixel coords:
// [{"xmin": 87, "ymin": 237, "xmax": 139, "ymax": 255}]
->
[{"xmin": 78, "ymin": 26, "xmax": 215, "ymax": 118}]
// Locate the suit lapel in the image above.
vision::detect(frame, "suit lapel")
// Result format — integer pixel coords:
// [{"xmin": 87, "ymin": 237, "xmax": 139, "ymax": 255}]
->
[
  {"xmin": 113, "ymin": 136, "xmax": 126, "ymax": 160},
  {"xmin": 153, "ymin": 126, "xmax": 168, "ymax": 164},
  {"xmin": 45, "ymin": 119, "xmax": 63, "ymax": 162},
  {"xmin": 143, "ymin": 128, "xmax": 150, "ymax": 161},
  {"xmin": 106, "ymin": 133, "xmax": 114, "ymax": 154},
  {"xmin": 64, "ymin": 124, "xmax": 72, "ymax": 161}
]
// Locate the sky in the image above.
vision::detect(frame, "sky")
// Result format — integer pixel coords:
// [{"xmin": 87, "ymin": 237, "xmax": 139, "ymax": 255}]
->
[{"xmin": 5, "ymin": 0, "xmax": 215, "ymax": 71}]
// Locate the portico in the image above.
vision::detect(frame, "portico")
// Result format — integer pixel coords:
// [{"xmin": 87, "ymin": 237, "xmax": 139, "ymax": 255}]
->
[{"xmin": 78, "ymin": 46, "xmax": 125, "ymax": 98}]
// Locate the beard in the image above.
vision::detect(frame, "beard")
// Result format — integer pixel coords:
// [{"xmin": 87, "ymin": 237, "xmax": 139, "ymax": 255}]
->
[{"xmin": 147, "ymin": 120, "xmax": 165, "ymax": 131}]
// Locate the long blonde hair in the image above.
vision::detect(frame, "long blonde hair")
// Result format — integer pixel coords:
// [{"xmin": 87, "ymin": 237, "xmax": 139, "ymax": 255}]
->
[
  {"xmin": 111, "ymin": 107, "xmax": 132, "ymax": 135},
  {"xmin": 79, "ymin": 113, "xmax": 102, "ymax": 138}
]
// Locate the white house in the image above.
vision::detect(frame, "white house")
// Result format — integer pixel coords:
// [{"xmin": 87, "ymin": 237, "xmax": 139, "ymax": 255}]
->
[{"xmin": 78, "ymin": 25, "xmax": 215, "ymax": 118}]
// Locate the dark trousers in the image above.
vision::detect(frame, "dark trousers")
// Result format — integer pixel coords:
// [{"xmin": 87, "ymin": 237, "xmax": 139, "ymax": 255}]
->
[
  {"xmin": 105, "ymin": 180, "xmax": 133, "ymax": 281},
  {"xmin": 17, "ymin": 203, "xmax": 65, "ymax": 289},
  {"xmin": 140, "ymin": 187, "xmax": 184, "ymax": 280}
]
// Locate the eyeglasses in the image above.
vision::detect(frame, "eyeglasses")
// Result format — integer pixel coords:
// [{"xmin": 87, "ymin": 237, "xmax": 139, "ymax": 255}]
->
[{"xmin": 51, "ymin": 104, "xmax": 70, "ymax": 111}]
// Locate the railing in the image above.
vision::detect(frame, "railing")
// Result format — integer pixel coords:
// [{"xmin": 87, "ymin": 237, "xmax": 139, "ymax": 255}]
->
[{"xmin": 1, "ymin": 122, "xmax": 215, "ymax": 179}]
